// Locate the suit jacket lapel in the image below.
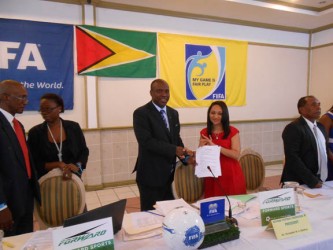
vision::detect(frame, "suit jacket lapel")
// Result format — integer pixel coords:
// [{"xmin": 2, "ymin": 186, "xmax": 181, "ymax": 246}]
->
[
  {"xmin": 300, "ymin": 117, "xmax": 317, "ymax": 153},
  {"xmin": 0, "ymin": 113, "xmax": 26, "ymax": 169}
]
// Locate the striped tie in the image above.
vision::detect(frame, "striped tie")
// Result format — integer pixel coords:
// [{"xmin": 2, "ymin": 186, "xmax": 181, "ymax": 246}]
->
[{"xmin": 160, "ymin": 110, "xmax": 169, "ymax": 130}]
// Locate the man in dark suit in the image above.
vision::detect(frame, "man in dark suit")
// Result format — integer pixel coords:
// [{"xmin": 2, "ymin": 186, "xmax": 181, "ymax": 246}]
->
[
  {"xmin": 0, "ymin": 79, "xmax": 41, "ymax": 236},
  {"xmin": 133, "ymin": 79, "xmax": 191, "ymax": 211},
  {"xmin": 281, "ymin": 95, "xmax": 328, "ymax": 188}
]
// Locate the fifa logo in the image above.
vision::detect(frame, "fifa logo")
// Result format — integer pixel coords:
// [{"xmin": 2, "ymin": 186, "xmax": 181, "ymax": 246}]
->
[
  {"xmin": 185, "ymin": 44, "xmax": 226, "ymax": 100},
  {"xmin": 208, "ymin": 203, "xmax": 218, "ymax": 214},
  {"xmin": 0, "ymin": 41, "xmax": 46, "ymax": 70},
  {"xmin": 184, "ymin": 225, "xmax": 204, "ymax": 247}
]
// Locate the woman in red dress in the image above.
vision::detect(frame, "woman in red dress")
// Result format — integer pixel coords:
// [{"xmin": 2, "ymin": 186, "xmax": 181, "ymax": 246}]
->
[{"xmin": 199, "ymin": 101, "xmax": 246, "ymax": 198}]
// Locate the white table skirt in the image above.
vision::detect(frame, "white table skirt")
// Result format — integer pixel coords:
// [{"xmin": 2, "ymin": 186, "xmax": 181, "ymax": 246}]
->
[
  {"xmin": 115, "ymin": 181, "xmax": 333, "ymax": 250},
  {"xmin": 4, "ymin": 181, "xmax": 333, "ymax": 250}
]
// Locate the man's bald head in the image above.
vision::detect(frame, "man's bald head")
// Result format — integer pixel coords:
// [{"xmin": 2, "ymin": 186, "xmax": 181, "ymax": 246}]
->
[{"xmin": 0, "ymin": 79, "xmax": 28, "ymax": 115}]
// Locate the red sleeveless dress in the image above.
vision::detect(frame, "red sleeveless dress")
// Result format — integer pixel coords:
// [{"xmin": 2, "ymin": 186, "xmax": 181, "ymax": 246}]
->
[{"xmin": 200, "ymin": 126, "xmax": 247, "ymax": 198}]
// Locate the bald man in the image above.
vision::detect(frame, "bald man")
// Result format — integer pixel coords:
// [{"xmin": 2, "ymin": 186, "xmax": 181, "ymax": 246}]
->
[
  {"xmin": 0, "ymin": 80, "xmax": 40, "ymax": 236},
  {"xmin": 281, "ymin": 96, "xmax": 328, "ymax": 189}
]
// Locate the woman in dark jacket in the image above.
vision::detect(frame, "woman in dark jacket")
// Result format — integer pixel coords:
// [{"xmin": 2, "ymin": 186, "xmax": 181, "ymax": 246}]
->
[{"xmin": 28, "ymin": 93, "xmax": 89, "ymax": 179}]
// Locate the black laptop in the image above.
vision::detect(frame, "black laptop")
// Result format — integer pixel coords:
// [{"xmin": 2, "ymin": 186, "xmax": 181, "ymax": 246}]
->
[{"xmin": 63, "ymin": 199, "xmax": 127, "ymax": 234}]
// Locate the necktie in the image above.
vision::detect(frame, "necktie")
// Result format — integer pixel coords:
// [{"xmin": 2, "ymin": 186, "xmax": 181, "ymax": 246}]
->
[
  {"xmin": 313, "ymin": 125, "xmax": 327, "ymax": 182},
  {"xmin": 160, "ymin": 110, "xmax": 169, "ymax": 130},
  {"xmin": 13, "ymin": 118, "xmax": 31, "ymax": 179}
]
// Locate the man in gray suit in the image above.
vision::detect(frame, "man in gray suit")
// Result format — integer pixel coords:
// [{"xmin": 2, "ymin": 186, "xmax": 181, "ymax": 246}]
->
[
  {"xmin": 281, "ymin": 95, "xmax": 328, "ymax": 188},
  {"xmin": 133, "ymin": 79, "xmax": 191, "ymax": 211},
  {"xmin": 0, "ymin": 80, "xmax": 40, "ymax": 236}
]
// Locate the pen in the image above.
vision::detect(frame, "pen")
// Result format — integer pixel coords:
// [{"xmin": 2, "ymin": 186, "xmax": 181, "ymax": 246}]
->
[
  {"xmin": 144, "ymin": 211, "xmax": 165, "ymax": 217},
  {"xmin": 3, "ymin": 241, "xmax": 15, "ymax": 248}
]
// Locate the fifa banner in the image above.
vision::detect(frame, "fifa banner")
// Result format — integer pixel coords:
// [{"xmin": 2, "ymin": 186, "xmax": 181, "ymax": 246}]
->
[
  {"xmin": 158, "ymin": 33, "xmax": 247, "ymax": 107},
  {"xmin": 76, "ymin": 25, "xmax": 156, "ymax": 78},
  {"xmin": 0, "ymin": 18, "xmax": 74, "ymax": 110}
]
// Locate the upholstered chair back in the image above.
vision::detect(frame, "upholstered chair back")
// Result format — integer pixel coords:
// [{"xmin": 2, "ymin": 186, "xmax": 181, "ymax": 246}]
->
[
  {"xmin": 34, "ymin": 169, "xmax": 86, "ymax": 229},
  {"xmin": 172, "ymin": 162, "xmax": 204, "ymax": 203},
  {"xmin": 239, "ymin": 148, "xmax": 266, "ymax": 193}
]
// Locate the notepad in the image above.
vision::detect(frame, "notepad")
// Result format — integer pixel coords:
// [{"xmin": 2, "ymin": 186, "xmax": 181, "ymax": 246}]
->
[
  {"xmin": 154, "ymin": 198, "xmax": 195, "ymax": 216},
  {"xmin": 122, "ymin": 211, "xmax": 164, "ymax": 241},
  {"xmin": 122, "ymin": 212, "xmax": 164, "ymax": 235}
]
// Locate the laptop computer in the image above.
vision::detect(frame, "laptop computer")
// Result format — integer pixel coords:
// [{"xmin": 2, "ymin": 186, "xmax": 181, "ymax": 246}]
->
[{"xmin": 63, "ymin": 199, "xmax": 127, "ymax": 234}]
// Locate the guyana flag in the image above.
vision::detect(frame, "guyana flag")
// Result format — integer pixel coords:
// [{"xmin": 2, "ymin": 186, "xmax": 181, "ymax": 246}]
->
[{"xmin": 75, "ymin": 25, "xmax": 156, "ymax": 78}]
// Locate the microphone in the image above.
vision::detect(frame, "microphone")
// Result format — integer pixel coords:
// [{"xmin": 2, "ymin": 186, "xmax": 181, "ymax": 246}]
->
[{"xmin": 207, "ymin": 166, "xmax": 238, "ymax": 226}]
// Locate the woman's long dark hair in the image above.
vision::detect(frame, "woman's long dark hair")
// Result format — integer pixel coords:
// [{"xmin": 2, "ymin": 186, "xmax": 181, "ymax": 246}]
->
[{"xmin": 207, "ymin": 101, "xmax": 230, "ymax": 139}]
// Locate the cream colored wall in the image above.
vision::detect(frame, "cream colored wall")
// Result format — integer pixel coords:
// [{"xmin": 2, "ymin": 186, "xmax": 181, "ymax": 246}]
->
[
  {"xmin": 2, "ymin": 0, "xmax": 330, "ymax": 189},
  {"xmin": 96, "ymin": 8, "xmax": 309, "ymax": 127},
  {"xmin": 1, "ymin": 0, "xmax": 310, "ymax": 130},
  {"xmin": 310, "ymin": 28, "xmax": 333, "ymax": 111},
  {"xmin": 310, "ymin": 46, "xmax": 333, "ymax": 111},
  {"xmin": 82, "ymin": 120, "xmax": 288, "ymax": 189}
]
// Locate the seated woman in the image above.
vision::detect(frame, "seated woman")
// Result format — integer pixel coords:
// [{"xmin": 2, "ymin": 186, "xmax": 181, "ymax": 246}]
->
[{"xmin": 28, "ymin": 93, "xmax": 89, "ymax": 180}]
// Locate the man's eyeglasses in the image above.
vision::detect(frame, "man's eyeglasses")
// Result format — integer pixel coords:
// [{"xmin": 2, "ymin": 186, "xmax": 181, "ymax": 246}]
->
[
  {"xmin": 6, "ymin": 94, "xmax": 28, "ymax": 102},
  {"xmin": 39, "ymin": 106, "xmax": 59, "ymax": 113}
]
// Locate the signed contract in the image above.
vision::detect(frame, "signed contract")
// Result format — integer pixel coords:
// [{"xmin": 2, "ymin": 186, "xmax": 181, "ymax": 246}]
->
[{"xmin": 195, "ymin": 145, "xmax": 221, "ymax": 178}]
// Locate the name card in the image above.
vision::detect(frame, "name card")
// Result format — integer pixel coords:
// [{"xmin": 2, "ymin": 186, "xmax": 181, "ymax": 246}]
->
[
  {"xmin": 53, "ymin": 217, "xmax": 114, "ymax": 250},
  {"xmin": 259, "ymin": 188, "xmax": 296, "ymax": 226},
  {"xmin": 200, "ymin": 199, "xmax": 225, "ymax": 224},
  {"xmin": 266, "ymin": 214, "xmax": 312, "ymax": 239}
]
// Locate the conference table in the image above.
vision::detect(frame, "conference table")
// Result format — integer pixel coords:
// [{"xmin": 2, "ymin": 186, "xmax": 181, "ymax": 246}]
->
[{"xmin": 4, "ymin": 181, "xmax": 333, "ymax": 250}]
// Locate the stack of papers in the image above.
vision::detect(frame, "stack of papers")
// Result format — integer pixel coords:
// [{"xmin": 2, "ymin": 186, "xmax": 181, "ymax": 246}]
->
[
  {"xmin": 122, "ymin": 212, "xmax": 164, "ymax": 241},
  {"xmin": 154, "ymin": 198, "xmax": 197, "ymax": 216},
  {"xmin": 21, "ymin": 228, "xmax": 55, "ymax": 249},
  {"xmin": 122, "ymin": 199, "xmax": 197, "ymax": 241}
]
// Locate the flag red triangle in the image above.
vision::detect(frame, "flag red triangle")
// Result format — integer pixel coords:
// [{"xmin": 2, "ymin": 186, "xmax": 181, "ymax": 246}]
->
[{"xmin": 76, "ymin": 27, "xmax": 114, "ymax": 73}]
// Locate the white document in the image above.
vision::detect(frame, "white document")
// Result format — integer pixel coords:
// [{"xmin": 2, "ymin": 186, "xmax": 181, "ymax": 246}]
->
[
  {"xmin": 195, "ymin": 145, "xmax": 221, "ymax": 178},
  {"xmin": 154, "ymin": 198, "xmax": 196, "ymax": 216},
  {"xmin": 122, "ymin": 212, "xmax": 164, "ymax": 235},
  {"xmin": 122, "ymin": 228, "xmax": 162, "ymax": 241},
  {"xmin": 21, "ymin": 228, "xmax": 55, "ymax": 250}
]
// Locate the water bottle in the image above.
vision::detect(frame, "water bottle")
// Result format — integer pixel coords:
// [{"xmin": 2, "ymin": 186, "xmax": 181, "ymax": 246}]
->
[{"xmin": 283, "ymin": 181, "xmax": 301, "ymax": 212}]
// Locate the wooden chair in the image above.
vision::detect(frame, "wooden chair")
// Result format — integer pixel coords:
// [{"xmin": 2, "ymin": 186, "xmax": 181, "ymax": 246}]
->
[
  {"xmin": 239, "ymin": 148, "xmax": 267, "ymax": 193},
  {"xmin": 34, "ymin": 169, "xmax": 86, "ymax": 229},
  {"xmin": 172, "ymin": 161, "xmax": 204, "ymax": 203}
]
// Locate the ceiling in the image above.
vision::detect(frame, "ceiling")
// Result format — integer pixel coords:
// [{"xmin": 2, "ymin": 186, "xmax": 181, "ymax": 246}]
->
[{"xmin": 48, "ymin": 0, "xmax": 333, "ymax": 33}]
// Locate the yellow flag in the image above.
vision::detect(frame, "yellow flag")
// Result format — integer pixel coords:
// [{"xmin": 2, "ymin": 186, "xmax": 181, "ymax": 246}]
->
[{"xmin": 158, "ymin": 33, "xmax": 247, "ymax": 107}]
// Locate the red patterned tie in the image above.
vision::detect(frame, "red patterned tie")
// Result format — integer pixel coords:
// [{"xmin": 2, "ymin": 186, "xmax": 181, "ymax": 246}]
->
[{"xmin": 13, "ymin": 118, "xmax": 31, "ymax": 179}]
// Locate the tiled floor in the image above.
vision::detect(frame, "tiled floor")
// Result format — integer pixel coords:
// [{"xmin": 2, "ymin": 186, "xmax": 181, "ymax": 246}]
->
[
  {"xmin": 265, "ymin": 164, "xmax": 283, "ymax": 177},
  {"xmin": 85, "ymin": 164, "xmax": 283, "ymax": 211},
  {"xmin": 86, "ymin": 185, "xmax": 140, "ymax": 211}
]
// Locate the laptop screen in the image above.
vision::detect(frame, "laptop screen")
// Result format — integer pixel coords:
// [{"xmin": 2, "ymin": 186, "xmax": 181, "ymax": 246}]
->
[{"xmin": 63, "ymin": 199, "xmax": 127, "ymax": 234}]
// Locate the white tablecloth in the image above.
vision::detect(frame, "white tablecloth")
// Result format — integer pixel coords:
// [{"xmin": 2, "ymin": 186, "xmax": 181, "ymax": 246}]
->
[
  {"xmin": 5, "ymin": 181, "xmax": 333, "ymax": 250},
  {"xmin": 115, "ymin": 181, "xmax": 333, "ymax": 250}
]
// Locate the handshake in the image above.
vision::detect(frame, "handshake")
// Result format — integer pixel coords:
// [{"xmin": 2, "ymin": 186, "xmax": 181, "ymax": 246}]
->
[{"xmin": 176, "ymin": 147, "xmax": 196, "ymax": 165}]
